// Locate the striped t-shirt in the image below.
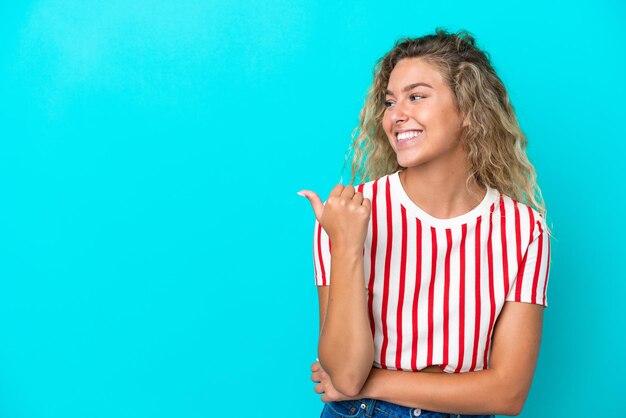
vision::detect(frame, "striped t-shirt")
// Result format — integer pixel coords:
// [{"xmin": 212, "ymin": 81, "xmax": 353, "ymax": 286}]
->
[{"xmin": 313, "ymin": 171, "xmax": 551, "ymax": 373}]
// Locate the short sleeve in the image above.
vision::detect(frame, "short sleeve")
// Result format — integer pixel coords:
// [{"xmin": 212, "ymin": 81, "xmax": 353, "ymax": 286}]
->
[
  {"xmin": 506, "ymin": 217, "xmax": 551, "ymax": 307},
  {"xmin": 312, "ymin": 219, "xmax": 331, "ymax": 286}
]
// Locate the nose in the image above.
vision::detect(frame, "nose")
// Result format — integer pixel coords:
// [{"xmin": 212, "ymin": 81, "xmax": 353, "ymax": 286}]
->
[{"xmin": 389, "ymin": 102, "xmax": 408, "ymax": 125}]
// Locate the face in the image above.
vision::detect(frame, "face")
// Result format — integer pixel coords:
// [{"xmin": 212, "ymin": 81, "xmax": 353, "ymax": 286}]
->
[{"xmin": 382, "ymin": 58, "xmax": 467, "ymax": 169}]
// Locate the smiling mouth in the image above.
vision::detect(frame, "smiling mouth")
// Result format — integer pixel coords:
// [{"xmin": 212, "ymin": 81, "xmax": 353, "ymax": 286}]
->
[{"xmin": 396, "ymin": 130, "xmax": 423, "ymax": 142}]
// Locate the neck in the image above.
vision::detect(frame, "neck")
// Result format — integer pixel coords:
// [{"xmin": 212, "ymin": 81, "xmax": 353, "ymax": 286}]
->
[{"xmin": 399, "ymin": 160, "xmax": 486, "ymax": 220}]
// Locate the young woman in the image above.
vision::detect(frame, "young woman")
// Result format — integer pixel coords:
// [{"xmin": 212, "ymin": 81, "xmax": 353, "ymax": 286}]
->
[{"xmin": 299, "ymin": 28, "xmax": 551, "ymax": 417}]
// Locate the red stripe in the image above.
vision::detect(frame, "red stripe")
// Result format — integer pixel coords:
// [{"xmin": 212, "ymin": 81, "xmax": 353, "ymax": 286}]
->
[
  {"xmin": 543, "ymin": 230, "xmax": 550, "ymax": 305},
  {"xmin": 313, "ymin": 226, "xmax": 318, "ymax": 282},
  {"xmin": 316, "ymin": 222, "xmax": 326, "ymax": 286},
  {"xmin": 499, "ymin": 197, "xmax": 510, "ymax": 293},
  {"xmin": 442, "ymin": 228, "xmax": 452, "ymax": 368},
  {"xmin": 455, "ymin": 223, "xmax": 467, "ymax": 373},
  {"xmin": 515, "ymin": 207, "xmax": 535, "ymax": 300},
  {"xmin": 514, "ymin": 201, "xmax": 522, "ymax": 265},
  {"xmin": 358, "ymin": 184, "xmax": 366, "ymax": 259},
  {"xmin": 368, "ymin": 179, "xmax": 379, "ymax": 338},
  {"xmin": 379, "ymin": 177, "xmax": 394, "ymax": 369},
  {"xmin": 427, "ymin": 226, "xmax": 437, "ymax": 366},
  {"xmin": 483, "ymin": 203, "xmax": 496, "ymax": 369},
  {"xmin": 514, "ymin": 255, "xmax": 527, "ymax": 300},
  {"xmin": 514, "ymin": 201, "xmax": 522, "ymax": 297},
  {"xmin": 396, "ymin": 206, "xmax": 408, "ymax": 370},
  {"xmin": 470, "ymin": 216, "xmax": 482, "ymax": 371},
  {"xmin": 411, "ymin": 219, "xmax": 422, "ymax": 371},
  {"xmin": 528, "ymin": 207, "xmax": 535, "ymax": 244},
  {"xmin": 531, "ymin": 222, "xmax": 544, "ymax": 304}
]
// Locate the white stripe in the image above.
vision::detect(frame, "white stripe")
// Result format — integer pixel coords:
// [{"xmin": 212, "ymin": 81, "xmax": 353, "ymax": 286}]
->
[
  {"xmin": 415, "ymin": 221, "xmax": 431, "ymax": 369},
  {"xmin": 385, "ymin": 188, "xmax": 403, "ymax": 368},
  {"xmin": 401, "ymin": 214, "xmax": 418, "ymax": 370},
  {"xmin": 446, "ymin": 224, "xmax": 463, "ymax": 370}
]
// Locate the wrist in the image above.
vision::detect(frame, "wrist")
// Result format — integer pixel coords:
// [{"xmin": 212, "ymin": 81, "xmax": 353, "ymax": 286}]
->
[{"xmin": 330, "ymin": 245, "xmax": 363, "ymax": 259}]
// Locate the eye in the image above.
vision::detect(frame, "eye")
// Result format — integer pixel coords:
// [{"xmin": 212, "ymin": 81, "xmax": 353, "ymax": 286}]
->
[
  {"xmin": 384, "ymin": 100, "xmax": 395, "ymax": 108},
  {"xmin": 410, "ymin": 93, "xmax": 425, "ymax": 101}
]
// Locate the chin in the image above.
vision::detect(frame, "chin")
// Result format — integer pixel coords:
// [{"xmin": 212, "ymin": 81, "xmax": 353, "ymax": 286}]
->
[{"xmin": 396, "ymin": 155, "xmax": 426, "ymax": 169}]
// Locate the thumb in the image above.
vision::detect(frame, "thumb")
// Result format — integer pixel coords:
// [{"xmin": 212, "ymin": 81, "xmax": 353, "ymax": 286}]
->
[{"xmin": 297, "ymin": 190, "xmax": 324, "ymax": 222}]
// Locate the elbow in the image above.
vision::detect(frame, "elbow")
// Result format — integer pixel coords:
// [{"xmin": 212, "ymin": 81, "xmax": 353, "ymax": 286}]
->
[
  {"xmin": 330, "ymin": 373, "xmax": 368, "ymax": 398},
  {"xmin": 500, "ymin": 403, "xmax": 523, "ymax": 416},
  {"xmin": 488, "ymin": 371, "xmax": 529, "ymax": 416},
  {"xmin": 318, "ymin": 344, "xmax": 374, "ymax": 397},
  {"xmin": 506, "ymin": 396, "xmax": 526, "ymax": 416},
  {"xmin": 318, "ymin": 356, "xmax": 371, "ymax": 397},
  {"xmin": 497, "ymin": 389, "xmax": 528, "ymax": 416},
  {"xmin": 318, "ymin": 351, "xmax": 374, "ymax": 398}
]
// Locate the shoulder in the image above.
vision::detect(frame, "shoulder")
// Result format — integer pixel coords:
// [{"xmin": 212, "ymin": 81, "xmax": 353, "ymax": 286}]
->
[{"xmin": 496, "ymin": 191, "xmax": 548, "ymax": 239}]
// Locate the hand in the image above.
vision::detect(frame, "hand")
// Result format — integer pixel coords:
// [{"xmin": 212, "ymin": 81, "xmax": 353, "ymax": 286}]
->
[
  {"xmin": 299, "ymin": 184, "xmax": 371, "ymax": 251},
  {"xmin": 311, "ymin": 360, "xmax": 359, "ymax": 403}
]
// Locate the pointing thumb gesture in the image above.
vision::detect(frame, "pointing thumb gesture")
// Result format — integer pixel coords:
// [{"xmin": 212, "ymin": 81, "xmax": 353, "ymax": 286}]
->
[
  {"xmin": 299, "ymin": 184, "xmax": 371, "ymax": 251},
  {"xmin": 297, "ymin": 190, "xmax": 324, "ymax": 222}
]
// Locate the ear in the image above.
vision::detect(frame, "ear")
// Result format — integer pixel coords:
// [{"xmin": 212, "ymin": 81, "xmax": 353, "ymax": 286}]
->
[{"xmin": 462, "ymin": 114, "xmax": 470, "ymax": 128}]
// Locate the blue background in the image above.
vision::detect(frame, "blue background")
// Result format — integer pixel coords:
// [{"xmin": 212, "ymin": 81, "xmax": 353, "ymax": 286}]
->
[{"xmin": 1, "ymin": 1, "xmax": 624, "ymax": 416}]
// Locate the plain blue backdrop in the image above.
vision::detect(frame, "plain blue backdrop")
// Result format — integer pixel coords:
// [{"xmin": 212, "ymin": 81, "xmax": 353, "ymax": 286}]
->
[{"xmin": 1, "ymin": 1, "xmax": 624, "ymax": 417}]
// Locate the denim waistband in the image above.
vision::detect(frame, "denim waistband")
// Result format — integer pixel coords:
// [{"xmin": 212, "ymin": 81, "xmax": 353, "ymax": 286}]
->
[{"xmin": 324, "ymin": 398, "xmax": 495, "ymax": 418}]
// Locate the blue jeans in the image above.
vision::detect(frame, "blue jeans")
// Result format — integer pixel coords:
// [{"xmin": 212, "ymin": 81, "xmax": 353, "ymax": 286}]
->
[{"xmin": 320, "ymin": 398, "xmax": 495, "ymax": 418}]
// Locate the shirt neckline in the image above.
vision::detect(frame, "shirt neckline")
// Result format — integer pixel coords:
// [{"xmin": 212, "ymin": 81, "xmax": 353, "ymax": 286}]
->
[{"xmin": 388, "ymin": 171, "xmax": 499, "ymax": 228}]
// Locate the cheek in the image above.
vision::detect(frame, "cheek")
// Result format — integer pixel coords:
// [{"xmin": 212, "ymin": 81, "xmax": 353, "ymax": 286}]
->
[{"xmin": 382, "ymin": 113, "xmax": 394, "ymax": 139}]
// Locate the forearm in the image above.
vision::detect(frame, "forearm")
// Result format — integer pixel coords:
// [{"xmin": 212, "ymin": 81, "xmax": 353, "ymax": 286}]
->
[
  {"xmin": 318, "ymin": 248, "xmax": 374, "ymax": 396},
  {"xmin": 360, "ymin": 368, "xmax": 525, "ymax": 416}
]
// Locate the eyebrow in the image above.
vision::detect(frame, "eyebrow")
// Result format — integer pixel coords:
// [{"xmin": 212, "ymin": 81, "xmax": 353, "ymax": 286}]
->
[{"xmin": 385, "ymin": 82, "xmax": 433, "ymax": 96}]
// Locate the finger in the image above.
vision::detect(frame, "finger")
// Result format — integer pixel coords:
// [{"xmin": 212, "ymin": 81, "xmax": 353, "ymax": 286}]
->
[
  {"xmin": 298, "ymin": 190, "xmax": 324, "ymax": 222},
  {"xmin": 340, "ymin": 185, "xmax": 355, "ymax": 199},
  {"xmin": 314, "ymin": 383, "xmax": 325, "ymax": 394},
  {"xmin": 310, "ymin": 361, "xmax": 320, "ymax": 372},
  {"xmin": 311, "ymin": 371, "xmax": 321, "ymax": 382},
  {"xmin": 329, "ymin": 184, "xmax": 344, "ymax": 198},
  {"xmin": 352, "ymin": 191, "xmax": 364, "ymax": 205},
  {"xmin": 362, "ymin": 197, "xmax": 372, "ymax": 212}
]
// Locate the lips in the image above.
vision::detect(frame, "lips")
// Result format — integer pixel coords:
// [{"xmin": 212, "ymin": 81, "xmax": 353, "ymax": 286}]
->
[
  {"xmin": 396, "ymin": 130, "xmax": 423, "ymax": 141},
  {"xmin": 395, "ymin": 130, "xmax": 423, "ymax": 148}
]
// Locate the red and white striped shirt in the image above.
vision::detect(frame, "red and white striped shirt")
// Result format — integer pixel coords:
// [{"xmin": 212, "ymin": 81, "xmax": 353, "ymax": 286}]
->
[{"xmin": 313, "ymin": 171, "xmax": 550, "ymax": 373}]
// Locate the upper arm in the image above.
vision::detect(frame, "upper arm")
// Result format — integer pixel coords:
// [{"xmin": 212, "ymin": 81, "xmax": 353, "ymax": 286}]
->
[
  {"xmin": 313, "ymin": 216, "xmax": 331, "ymax": 333},
  {"xmin": 317, "ymin": 285, "xmax": 330, "ymax": 334},
  {"xmin": 489, "ymin": 301, "xmax": 544, "ymax": 406}
]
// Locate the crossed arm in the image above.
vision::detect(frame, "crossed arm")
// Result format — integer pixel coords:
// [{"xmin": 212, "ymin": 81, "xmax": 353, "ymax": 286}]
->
[{"xmin": 314, "ymin": 284, "xmax": 544, "ymax": 416}]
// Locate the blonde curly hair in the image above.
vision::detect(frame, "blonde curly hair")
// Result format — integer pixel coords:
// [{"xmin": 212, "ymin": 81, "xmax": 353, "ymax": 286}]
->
[{"xmin": 346, "ymin": 28, "xmax": 547, "ymax": 218}]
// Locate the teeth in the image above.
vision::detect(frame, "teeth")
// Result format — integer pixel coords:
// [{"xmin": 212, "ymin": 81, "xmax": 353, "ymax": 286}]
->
[{"xmin": 397, "ymin": 130, "xmax": 422, "ymax": 140}]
